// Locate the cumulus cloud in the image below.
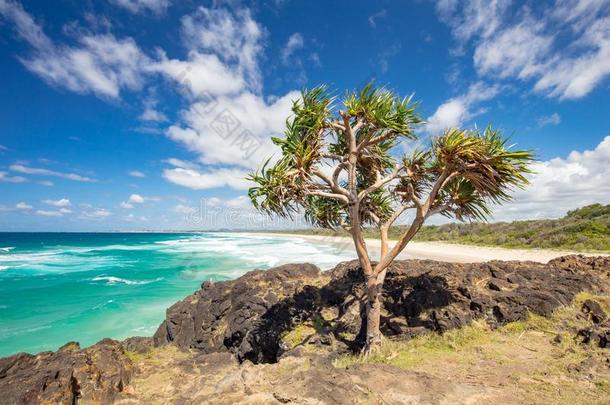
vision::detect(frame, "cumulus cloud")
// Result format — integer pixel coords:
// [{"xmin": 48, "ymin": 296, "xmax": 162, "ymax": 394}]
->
[
  {"xmin": 121, "ymin": 193, "xmax": 157, "ymax": 208},
  {"xmin": 128, "ymin": 194, "xmax": 145, "ymax": 204},
  {"xmin": 496, "ymin": 135, "xmax": 610, "ymax": 220},
  {"xmin": 166, "ymin": 90, "xmax": 298, "ymax": 170},
  {"xmin": 111, "ymin": 0, "xmax": 170, "ymax": 15},
  {"xmin": 436, "ymin": 0, "xmax": 610, "ymax": 99},
  {"xmin": 163, "ymin": 162, "xmax": 251, "ymax": 190},
  {"xmin": 424, "ymin": 81, "xmax": 500, "ymax": 135},
  {"xmin": 10, "ymin": 164, "xmax": 96, "ymax": 182},
  {"xmin": 177, "ymin": 7, "xmax": 263, "ymax": 93},
  {"xmin": 43, "ymin": 198, "xmax": 71, "ymax": 207},
  {"xmin": 15, "ymin": 202, "xmax": 32, "ymax": 210}
]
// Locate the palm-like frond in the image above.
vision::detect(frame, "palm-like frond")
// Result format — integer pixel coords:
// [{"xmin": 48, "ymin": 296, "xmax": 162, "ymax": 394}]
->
[
  {"xmin": 303, "ymin": 195, "xmax": 347, "ymax": 228},
  {"xmin": 249, "ymin": 83, "xmax": 533, "ymax": 231},
  {"xmin": 247, "ymin": 157, "xmax": 300, "ymax": 218},
  {"xmin": 345, "ymin": 83, "xmax": 422, "ymax": 138},
  {"xmin": 431, "ymin": 126, "xmax": 534, "ymax": 221}
]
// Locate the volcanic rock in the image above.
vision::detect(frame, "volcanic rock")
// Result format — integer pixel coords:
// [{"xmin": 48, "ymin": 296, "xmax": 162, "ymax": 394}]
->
[{"xmin": 0, "ymin": 339, "xmax": 133, "ymax": 404}]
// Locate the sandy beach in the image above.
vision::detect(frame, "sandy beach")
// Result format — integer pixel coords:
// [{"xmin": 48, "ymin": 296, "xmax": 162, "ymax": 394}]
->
[{"xmin": 252, "ymin": 232, "xmax": 608, "ymax": 263}]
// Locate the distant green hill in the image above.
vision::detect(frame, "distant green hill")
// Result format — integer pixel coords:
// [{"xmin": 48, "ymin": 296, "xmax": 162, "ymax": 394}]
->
[{"xmin": 278, "ymin": 204, "xmax": 610, "ymax": 252}]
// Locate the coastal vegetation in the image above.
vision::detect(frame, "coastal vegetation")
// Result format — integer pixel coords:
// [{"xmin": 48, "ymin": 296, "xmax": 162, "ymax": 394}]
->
[
  {"xmin": 248, "ymin": 83, "xmax": 533, "ymax": 353},
  {"xmin": 275, "ymin": 203, "xmax": 610, "ymax": 252}
]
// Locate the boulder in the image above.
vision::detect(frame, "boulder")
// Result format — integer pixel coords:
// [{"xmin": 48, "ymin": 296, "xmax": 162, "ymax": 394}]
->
[
  {"xmin": 0, "ymin": 339, "xmax": 133, "ymax": 404},
  {"xmin": 153, "ymin": 263, "xmax": 325, "ymax": 363}
]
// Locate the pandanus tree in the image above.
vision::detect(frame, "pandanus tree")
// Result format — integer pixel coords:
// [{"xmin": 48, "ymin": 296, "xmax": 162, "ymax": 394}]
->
[{"xmin": 248, "ymin": 84, "xmax": 534, "ymax": 353}]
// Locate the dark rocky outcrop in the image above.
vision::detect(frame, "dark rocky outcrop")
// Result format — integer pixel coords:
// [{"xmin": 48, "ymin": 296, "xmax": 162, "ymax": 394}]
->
[
  {"xmin": 153, "ymin": 263, "xmax": 325, "ymax": 363},
  {"xmin": 154, "ymin": 255, "xmax": 609, "ymax": 363},
  {"xmin": 0, "ymin": 339, "xmax": 133, "ymax": 405}
]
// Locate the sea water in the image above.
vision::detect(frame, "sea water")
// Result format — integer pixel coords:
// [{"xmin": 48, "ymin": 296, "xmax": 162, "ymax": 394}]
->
[{"xmin": 0, "ymin": 232, "xmax": 355, "ymax": 357}]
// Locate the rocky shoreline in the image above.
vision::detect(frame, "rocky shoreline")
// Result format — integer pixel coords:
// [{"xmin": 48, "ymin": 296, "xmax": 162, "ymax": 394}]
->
[{"xmin": 1, "ymin": 255, "xmax": 609, "ymax": 404}]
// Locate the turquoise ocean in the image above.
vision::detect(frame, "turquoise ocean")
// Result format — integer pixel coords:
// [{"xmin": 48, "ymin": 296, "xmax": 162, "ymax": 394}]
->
[{"xmin": 0, "ymin": 232, "xmax": 354, "ymax": 357}]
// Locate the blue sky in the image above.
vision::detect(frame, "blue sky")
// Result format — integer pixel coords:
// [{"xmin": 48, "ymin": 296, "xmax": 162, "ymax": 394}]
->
[{"xmin": 0, "ymin": 0, "xmax": 609, "ymax": 231}]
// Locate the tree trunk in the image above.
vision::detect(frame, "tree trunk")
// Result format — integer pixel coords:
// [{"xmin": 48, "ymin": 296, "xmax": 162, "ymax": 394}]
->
[{"xmin": 364, "ymin": 273, "xmax": 382, "ymax": 353}]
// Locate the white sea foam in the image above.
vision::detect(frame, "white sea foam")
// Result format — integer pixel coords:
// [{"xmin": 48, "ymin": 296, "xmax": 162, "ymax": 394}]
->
[
  {"xmin": 91, "ymin": 276, "xmax": 164, "ymax": 285},
  {"xmin": 0, "ymin": 247, "xmax": 14, "ymax": 253},
  {"xmin": 0, "ymin": 266, "xmax": 9, "ymax": 271}
]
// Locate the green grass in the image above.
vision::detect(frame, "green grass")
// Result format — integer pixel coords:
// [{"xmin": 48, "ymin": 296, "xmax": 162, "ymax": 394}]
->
[
  {"xmin": 333, "ymin": 293, "xmax": 610, "ymax": 404},
  {"xmin": 275, "ymin": 203, "xmax": 610, "ymax": 252}
]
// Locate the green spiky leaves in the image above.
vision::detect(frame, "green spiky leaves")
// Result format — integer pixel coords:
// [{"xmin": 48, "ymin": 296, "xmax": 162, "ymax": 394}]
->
[{"xmin": 248, "ymin": 83, "xmax": 534, "ymax": 230}]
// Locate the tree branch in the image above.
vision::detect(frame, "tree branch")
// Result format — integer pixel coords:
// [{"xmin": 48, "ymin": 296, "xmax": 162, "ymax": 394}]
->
[
  {"xmin": 358, "ymin": 165, "xmax": 403, "ymax": 201},
  {"xmin": 382, "ymin": 202, "xmax": 414, "ymax": 229},
  {"xmin": 311, "ymin": 168, "xmax": 350, "ymax": 197},
  {"xmin": 304, "ymin": 189, "xmax": 350, "ymax": 203},
  {"xmin": 357, "ymin": 129, "xmax": 395, "ymax": 151},
  {"xmin": 424, "ymin": 170, "xmax": 457, "ymax": 210}
]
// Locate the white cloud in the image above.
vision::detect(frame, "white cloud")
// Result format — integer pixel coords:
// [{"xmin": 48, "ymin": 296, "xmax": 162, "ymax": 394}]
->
[
  {"xmin": 163, "ymin": 164, "xmax": 251, "ymax": 190},
  {"xmin": 36, "ymin": 209, "xmax": 63, "ymax": 217},
  {"xmin": 111, "ymin": 0, "xmax": 170, "ymax": 15},
  {"xmin": 281, "ymin": 33, "xmax": 304, "ymax": 63},
  {"xmin": 10, "ymin": 164, "xmax": 96, "ymax": 182},
  {"xmin": 2, "ymin": 4, "xmax": 301, "ymax": 193},
  {"xmin": 150, "ymin": 52, "xmax": 246, "ymax": 98},
  {"xmin": 149, "ymin": 7, "xmax": 264, "ymax": 98},
  {"xmin": 157, "ymin": 7, "xmax": 305, "ymax": 191},
  {"xmin": 537, "ymin": 112, "xmax": 561, "ymax": 127},
  {"xmin": 139, "ymin": 96, "xmax": 167, "ymax": 122},
  {"xmin": 167, "ymin": 90, "xmax": 298, "ymax": 170},
  {"xmin": 435, "ymin": 0, "xmax": 511, "ymax": 42},
  {"xmin": 0, "ymin": 171, "xmax": 26, "ymax": 183},
  {"xmin": 496, "ymin": 135, "xmax": 610, "ymax": 220},
  {"xmin": 174, "ymin": 203, "xmax": 197, "ymax": 214},
  {"xmin": 128, "ymin": 194, "xmax": 145, "ymax": 203},
  {"xmin": 139, "ymin": 107, "xmax": 167, "ymax": 123},
  {"xmin": 121, "ymin": 193, "xmax": 156, "ymax": 208},
  {"xmin": 0, "ymin": 144, "xmax": 7, "ymax": 151},
  {"xmin": 38, "ymin": 180, "xmax": 54, "ymax": 186},
  {"xmin": 424, "ymin": 81, "xmax": 500, "ymax": 135},
  {"xmin": 15, "ymin": 202, "xmax": 32, "ymax": 210},
  {"xmin": 0, "ymin": 1, "xmax": 149, "ymax": 99},
  {"xmin": 128, "ymin": 170, "xmax": 146, "ymax": 177},
  {"xmin": 43, "ymin": 198, "xmax": 71, "ymax": 207},
  {"xmin": 437, "ymin": 0, "xmax": 610, "ymax": 100},
  {"xmin": 79, "ymin": 208, "xmax": 112, "ymax": 220}
]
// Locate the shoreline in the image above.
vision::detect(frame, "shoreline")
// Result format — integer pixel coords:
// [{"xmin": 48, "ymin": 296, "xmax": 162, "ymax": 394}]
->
[{"xmin": 248, "ymin": 232, "xmax": 609, "ymax": 263}]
